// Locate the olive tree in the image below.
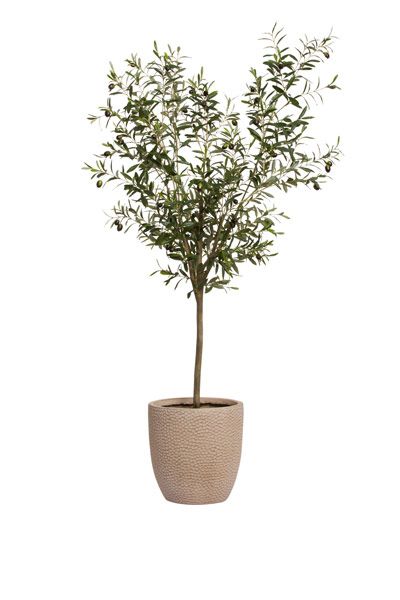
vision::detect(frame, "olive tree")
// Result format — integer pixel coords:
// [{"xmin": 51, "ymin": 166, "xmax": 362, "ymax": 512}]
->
[{"xmin": 84, "ymin": 25, "xmax": 341, "ymax": 408}]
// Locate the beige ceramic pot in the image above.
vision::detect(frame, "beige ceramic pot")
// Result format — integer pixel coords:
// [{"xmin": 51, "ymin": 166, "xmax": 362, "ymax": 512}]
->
[{"xmin": 148, "ymin": 397, "xmax": 243, "ymax": 504}]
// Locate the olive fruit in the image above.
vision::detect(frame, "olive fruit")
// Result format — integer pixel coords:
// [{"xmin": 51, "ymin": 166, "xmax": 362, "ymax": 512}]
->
[
  {"xmin": 103, "ymin": 151, "xmax": 111, "ymax": 157},
  {"xmin": 104, "ymin": 110, "xmax": 111, "ymax": 118},
  {"xmin": 96, "ymin": 180, "xmax": 103, "ymax": 188},
  {"xmin": 232, "ymin": 119, "xmax": 238, "ymax": 126},
  {"xmin": 323, "ymin": 51, "xmax": 330, "ymax": 59},
  {"xmin": 326, "ymin": 160, "xmax": 333, "ymax": 167},
  {"xmin": 108, "ymin": 83, "xmax": 115, "ymax": 91},
  {"xmin": 256, "ymin": 253, "xmax": 262, "ymax": 260},
  {"xmin": 113, "ymin": 219, "xmax": 120, "ymax": 226},
  {"xmin": 182, "ymin": 106, "xmax": 188, "ymax": 113},
  {"xmin": 203, "ymin": 89, "xmax": 208, "ymax": 97},
  {"xmin": 250, "ymin": 86, "xmax": 256, "ymax": 93},
  {"xmin": 117, "ymin": 223, "xmax": 123, "ymax": 232},
  {"xmin": 228, "ymin": 143, "xmax": 234, "ymax": 150},
  {"xmin": 313, "ymin": 182, "xmax": 321, "ymax": 191},
  {"xmin": 325, "ymin": 164, "xmax": 331, "ymax": 173},
  {"xmin": 232, "ymin": 198, "xmax": 238, "ymax": 205}
]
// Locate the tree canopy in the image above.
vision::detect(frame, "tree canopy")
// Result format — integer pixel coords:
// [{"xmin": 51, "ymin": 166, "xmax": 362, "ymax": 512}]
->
[{"xmin": 85, "ymin": 25, "xmax": 341, "ymax": 298}]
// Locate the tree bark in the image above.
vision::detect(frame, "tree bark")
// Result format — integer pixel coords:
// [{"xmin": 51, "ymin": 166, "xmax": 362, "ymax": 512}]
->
[{"xmin": 193, "ymin": 288, "xmax": 204, "ymax": 408}]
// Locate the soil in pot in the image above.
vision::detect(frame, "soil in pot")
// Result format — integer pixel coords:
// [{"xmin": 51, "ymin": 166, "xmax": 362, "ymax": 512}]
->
[{"xmin": 165, "ymin": 403, "xmax": 228, "ymax": 409}]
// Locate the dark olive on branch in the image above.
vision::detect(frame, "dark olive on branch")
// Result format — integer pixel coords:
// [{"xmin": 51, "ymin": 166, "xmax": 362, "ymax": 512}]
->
[{"xmin": 229, "ymin": 216, "xmax": 237, "ymax": 229}]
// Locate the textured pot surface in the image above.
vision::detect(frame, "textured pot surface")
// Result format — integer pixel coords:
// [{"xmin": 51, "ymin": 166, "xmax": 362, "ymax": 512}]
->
[{"xmin": 148, "ymin": 397, "xmax": 243, "ymax": 504}]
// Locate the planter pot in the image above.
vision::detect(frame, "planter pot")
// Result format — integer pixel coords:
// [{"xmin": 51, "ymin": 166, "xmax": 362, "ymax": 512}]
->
[{"xmin": 148, "ymin": 397, "xmax": 243, "ymax": 505}]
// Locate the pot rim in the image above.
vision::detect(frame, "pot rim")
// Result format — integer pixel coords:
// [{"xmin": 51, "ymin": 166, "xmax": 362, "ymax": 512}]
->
[{"xmin": 149, "ymin": 397, "xmax": 242, "ymax": 411}]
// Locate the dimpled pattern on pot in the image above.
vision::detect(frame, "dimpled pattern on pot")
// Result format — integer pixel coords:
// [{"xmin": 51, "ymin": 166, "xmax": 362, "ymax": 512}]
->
[{"xmin": 148, "ymin": 398, "xmax": 243, "ymax": 504}]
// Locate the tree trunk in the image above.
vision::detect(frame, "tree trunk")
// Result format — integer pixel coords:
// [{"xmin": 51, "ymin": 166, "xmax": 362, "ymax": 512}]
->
[{"xmin": 193, "ymin": 288, "xmax": 204, "ymax": 408}]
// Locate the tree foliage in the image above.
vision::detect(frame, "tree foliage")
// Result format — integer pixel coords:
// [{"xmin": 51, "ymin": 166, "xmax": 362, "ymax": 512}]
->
[{"xmin": 84, "ymin": 25, "xmax": 341, "ymax": 297}]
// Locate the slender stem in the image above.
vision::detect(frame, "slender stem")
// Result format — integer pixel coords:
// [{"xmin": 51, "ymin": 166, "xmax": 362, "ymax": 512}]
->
[{"xmin": 193, "ymin": 288, "xmax": 204, "ymax": 408}]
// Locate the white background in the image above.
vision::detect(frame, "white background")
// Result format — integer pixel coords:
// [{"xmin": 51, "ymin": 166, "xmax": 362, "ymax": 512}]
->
[{"xmin": 1, "ymin": 1, "xmax": 399, "ymax": 598}]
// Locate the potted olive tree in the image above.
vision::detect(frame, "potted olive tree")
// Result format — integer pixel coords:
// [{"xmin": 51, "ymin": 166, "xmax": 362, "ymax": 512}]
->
[{"xmin": 85, "ymin": 25, "xmax": 340, "ymax": 504}]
